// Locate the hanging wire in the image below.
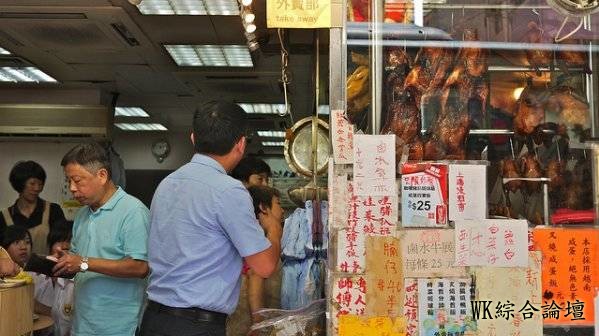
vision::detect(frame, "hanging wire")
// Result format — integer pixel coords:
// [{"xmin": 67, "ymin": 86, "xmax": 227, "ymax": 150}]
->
[{"xmin": 278, "ymin": 28, "xmax": 293, "ymax": 122}]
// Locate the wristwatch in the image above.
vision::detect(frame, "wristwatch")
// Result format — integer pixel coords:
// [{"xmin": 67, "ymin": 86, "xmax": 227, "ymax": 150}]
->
[{"xmin": 80, "ymin": 257, "xmax": 89, "ymax": 273}]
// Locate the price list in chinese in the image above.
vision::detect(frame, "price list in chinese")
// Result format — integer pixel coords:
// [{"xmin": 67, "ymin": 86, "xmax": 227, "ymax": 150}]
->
[
  {"xmin": 365, "ymin": 236, "xmax": 404, "ymax": 317},
  {"xmin": 353, "ymin": 135, "xmax": 396, "ymax": 196},
  {"xmin": 455, "ymin": 219, "xmax": 528, "ymax": 267},
  {"xmin": 400, "ymin": 229, "xmax": 467, "ymax": 278},
  {"xmin": 400, "ymin": 163, "xmax": 448, "ymax": 227},
  {"xmin": 417, "ymin": 278, "xmax": 476, "ymax": 336},
  {"xmin": 533, "ymin": 227, "xmax": 598, "ymax": 325},
  {"xmin": 331, "ymin": 110, "xmax": 354, "ymax": 164}
]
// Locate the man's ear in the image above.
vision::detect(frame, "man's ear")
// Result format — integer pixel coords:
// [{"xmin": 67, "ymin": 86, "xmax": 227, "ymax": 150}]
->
[{"xmin": 190, "ymin": 132, "xmax": 195, "ymax": 146}]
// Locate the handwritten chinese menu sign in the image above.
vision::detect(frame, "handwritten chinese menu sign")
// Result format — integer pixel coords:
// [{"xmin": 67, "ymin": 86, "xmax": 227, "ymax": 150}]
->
[
  {"xmin": 403, "ymin": 279, "xmax": 419, "ymax": 336},
  {"xmin": 533, "ymin": 227, "xmax": 598, "ymax": 325},
  {"xmin": 455, "ymin": 219, "xmax": 528, "ymax": 267},
  {"xmin": 400, "ymin": 229, "xmax": 467, "ymax": 278},
  {"xmin": 365, "ymin": 236, "xmax": 404, "ymax": 317},
  {"xmin": 328, "ymin": 164, "xmax": 348, "ymax": 229},
  {"xmin": 331, "ymin": 110, "xmax": 354, "ymax": 164},
  {"xmin": 417, "ymin": 278, "xmax": 476, "ymax": 336},
  {"xmin": 333, "ymin": 276, "xmax": 367, "ymax": 319},
  {"xmin": 267, "ymin": 0, "xmax": 332, "ymax": 28},
  {"xmin": 338, "ymin": 315, "xmax": 407, "ymax": 336},
  {"xmin": 337, "ymin": 182, "xmax": 398, "ymax": 273},
  {"xmin": 475, "ymin": 251, "xmax": 543, "ymax": 336},
  {"xmin": 400, "ymin": 163, "xmax": 448, "ymax": 227},
  {"xmin": 449, "ymin": 164, "xmax": 487, "ymax": 221},
  {"xmin": 354, "ymin": 135, "xmax": 396, "ymax": 196}
]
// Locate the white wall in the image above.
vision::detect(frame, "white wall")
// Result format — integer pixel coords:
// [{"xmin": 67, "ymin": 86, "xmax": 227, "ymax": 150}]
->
[
  {"xmin": 0, "ymin": 141, "xmax": 75, "ymax": 210},
  {"xmin": 111, "ymin": 131, "xmax": 194, "ymax": 170}
]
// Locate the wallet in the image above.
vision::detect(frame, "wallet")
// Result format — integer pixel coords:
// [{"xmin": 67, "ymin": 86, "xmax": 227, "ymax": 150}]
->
[{"xmin": 24, "ymin": 254, "xmax": 75, "ymax": 279}]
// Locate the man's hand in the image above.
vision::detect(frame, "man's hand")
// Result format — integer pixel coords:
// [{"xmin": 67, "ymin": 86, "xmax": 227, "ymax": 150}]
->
[
  {"xmin": 52, "ymin": 248, "xmax": 82, "ymax": 277},
  {"xmin": 0, "ymin": 258, "xmax": 20, "ymax": 277}
]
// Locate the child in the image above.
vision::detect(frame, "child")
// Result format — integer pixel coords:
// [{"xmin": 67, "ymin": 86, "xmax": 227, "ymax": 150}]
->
[{"xmin": 46, "ymin": 226, "xmax": 75, "ymax": 336}]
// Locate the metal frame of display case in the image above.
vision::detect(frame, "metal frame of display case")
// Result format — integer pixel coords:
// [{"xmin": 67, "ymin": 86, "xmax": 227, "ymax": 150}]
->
[{"xmin": 328, "ymin": 1, "xmax": 599, "ymax": 335}]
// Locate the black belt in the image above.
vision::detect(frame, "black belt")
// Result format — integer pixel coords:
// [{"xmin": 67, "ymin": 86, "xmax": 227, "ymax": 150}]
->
[{"xmin": 147, "ymin": 300, "xmax": 227, "ymax": 323}]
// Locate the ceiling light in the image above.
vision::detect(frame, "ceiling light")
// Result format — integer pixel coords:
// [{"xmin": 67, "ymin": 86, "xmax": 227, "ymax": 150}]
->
[
  {"xmin": 513, "ymin": 87, "xmax": 525, "ymax": 100},
  {"xmin": 238, "ymin": 103, "xmax": 287, "ymax": 114},
  {"xmin": 257, "ymin": 131, "xmax": 286, "ymax": 138},
  {"xmin": 248, "ymin": 41, "xmax": 259, "ymax": 52},
  {"xmin": 245, "ymin": 23, "xmax": 257, "ymax": 33},
  {"xmin": 243, "ymin": 12, "xmax": 255, "ymax": 23},
  {"xmin": 262, "ymin": 141, "xmax": 284, "ymax": 147},
  {"xmin": 241, "ymin": 0, "xmax": 252, "ymax": 6},
  {"xmin": 0, "ymin": 67, "xmax": 57, "ymax": 83},
  {"xmin": 164, "ymin": 45, "xmax": 253, "ymax": 67},
  {"xmin": 137, "ymin": 0, "xmax": 239, "ymax": 15},
  {"xmin": 0, "ymin": 47, "xmax": 11, "ymax": 55},
  {"xmin": 115, "ymin": 107, "xmax": 150, "ymax": 117},
  {"xmin": 115, "ymin": 123, "xmax": 168, "ymax": 131}
]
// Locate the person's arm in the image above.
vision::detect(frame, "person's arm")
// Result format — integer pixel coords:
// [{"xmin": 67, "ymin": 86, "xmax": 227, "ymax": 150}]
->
[
  {"xmin": 247, "ymin": 270, "xmax": 265, "ymax": 323},
  {"xmin": 53, "ymin": 205, "xmax": 149, "ymax": 278},
  {"xmin": 0, "ymin": 257, "xmax": 20, "ymax": 277},
  {"xmin": 52, "ymin": 253, "xmax": 148, "ymax": 278},
  {"xmin": 244, "ymin": 212, "xmax": 282, "ymax": 278}
]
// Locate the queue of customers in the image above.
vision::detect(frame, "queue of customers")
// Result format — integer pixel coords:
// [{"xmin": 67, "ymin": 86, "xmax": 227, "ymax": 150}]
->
[{"xmin": 0, "ymin": 101, "xmax": 285, "ymax": 336}]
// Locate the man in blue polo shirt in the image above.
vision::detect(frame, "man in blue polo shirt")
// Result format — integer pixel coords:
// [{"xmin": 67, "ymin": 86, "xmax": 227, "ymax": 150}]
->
[
  {"xmin": 139, "ymin": 101, "xmax": 282, "ymax": 336},
  {"xmin": 53, "ymin": 142, "xmax": 149, "ymax": 336}
]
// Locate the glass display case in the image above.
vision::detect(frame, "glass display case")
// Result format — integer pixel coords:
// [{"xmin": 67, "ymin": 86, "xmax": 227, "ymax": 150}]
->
[{"xmin": 327, "ymin": 0, "xmax": 599, "ymax": 335}]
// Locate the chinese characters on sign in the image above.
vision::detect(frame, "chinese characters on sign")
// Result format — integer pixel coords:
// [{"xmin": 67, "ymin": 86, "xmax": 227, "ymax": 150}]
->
[
  {"xmin": 417, "ymin": 278, "xmax": 476, "ymax": 336},
  {"xmin": 455, "ymin": 220, "xmax": 528, "ymax": 267},
  {"xmin": 448, "ymin": 164, "xmax": 486, "ymax": 221},
  {"xmin": 331, "ymin": 110, "xmax": 354, "ymax": 164},
  {"xmin": 400, "ymin": 163, "xmax": 448, "ymax": 227},
  {"xmin": 337, "ymin": 183, "xmax": 398, "ymax": 273},
  {"xmin": 400, "ymin": 229, "xmax": 467, "ymax": 278},
  {"xmin": 533, "ymin": 228, "xmax": 598, "ymax": 325},
  {"xmin": 338, "ymin": 315, "xmax": 407, "ymax": 336},
  {"xmin": 403, "ymin": 279, "xmax": 419, "ymax": 336},
  {"xmin": 267, "ymin": 0, "xmax": 333, "ymax": 28},
  {"xmin": 333, "ymin": 276, "xmax": 367, "ymax": 319},
  {"xmin": 366, "ymin": 236, "xmax": 404, "ymax": 317},
  {"xmin": 475, "ymin": 251, "xmax": 543, "ymax": 335},
  {"xmin": 354, "ymin": 135, "xmax": 397, "ymax": 196}
]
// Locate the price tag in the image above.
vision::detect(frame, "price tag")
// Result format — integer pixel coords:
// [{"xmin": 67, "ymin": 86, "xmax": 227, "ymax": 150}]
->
[{"xmin": 400, "ymin": 163, "xmax": 448, "ymax": 227}]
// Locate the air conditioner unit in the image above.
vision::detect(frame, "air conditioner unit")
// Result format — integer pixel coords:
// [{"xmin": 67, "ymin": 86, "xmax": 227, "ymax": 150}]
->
[{"xmin": 0, "ymin": 104, "xmax": 110, "ymax": 138}]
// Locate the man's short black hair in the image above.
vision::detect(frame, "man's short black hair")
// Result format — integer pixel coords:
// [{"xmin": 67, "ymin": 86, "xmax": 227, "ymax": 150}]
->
[
  {"xmin": 247, "ymin": 185, "xmax": 280, "ymax": 218},
  {"xmin": 231, "ymin": 157, "xmax": 272, "ymax": 182},
  {"xmin": 61, "ymin": 142, "xmax": 112, "ymax": 178},
  {"xmin": 9, "ymin": 161, "xmax": 47, "ymax": 193},
  {"xmin": 193, "ymin": 101, "xmax": 248, "ymax": 156},
  {"xmin": 1, "ymin": 225, "xmax": 32, "ymax": 249}
]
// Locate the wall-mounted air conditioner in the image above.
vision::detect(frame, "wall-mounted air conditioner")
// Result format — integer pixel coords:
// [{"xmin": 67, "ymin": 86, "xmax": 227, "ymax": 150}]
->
[{"xmin": 0, "ymin": 104, "xmax": 110, "ymax": 138}]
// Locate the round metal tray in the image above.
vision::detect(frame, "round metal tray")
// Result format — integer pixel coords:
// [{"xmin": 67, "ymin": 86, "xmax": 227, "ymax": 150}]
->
[{"xmin": 284, "ymin": 117, "xmax": 330, "ymax": 178}]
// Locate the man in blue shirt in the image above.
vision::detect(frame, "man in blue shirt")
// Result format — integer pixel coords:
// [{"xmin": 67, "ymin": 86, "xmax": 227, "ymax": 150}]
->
[
  {"xmin": 139, "ymin": 101, "xmax": 282, "ymax": 336},
  {"xmin": 53, "ymin": 143, "xmax": 150, "ymax": 336}
]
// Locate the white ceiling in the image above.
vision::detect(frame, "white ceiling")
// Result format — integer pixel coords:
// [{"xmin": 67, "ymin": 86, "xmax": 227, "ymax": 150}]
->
[{"xmin": 0, "ymin": 0, "xmax": 330, "ymax": 154}]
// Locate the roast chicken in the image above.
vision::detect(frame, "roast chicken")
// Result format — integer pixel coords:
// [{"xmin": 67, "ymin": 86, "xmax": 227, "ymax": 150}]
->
[
  {"xmin": 556, "ymin": 38, "xmax": 590, "ymax": 74},
  {"xmin": 545, "ymin": 86, "xmax": 589, "ymax": 126},
  {"xmin": 523, "ymin": 22, "xmax": 552, "ymax": 75},
  {"xmin": 521, "ymin": 154, "xmax": 544, "ymax": 194},
  {"xmin": 457, "ymin": 28, "xmax": 488, "ymax": 77},
  {"xmin": 501, "ymin": 158, "xmax": 523, "ymax": 193},
  {"xmin": 514, "ymin": 86, "xmax": 547, "ymax": 135}
]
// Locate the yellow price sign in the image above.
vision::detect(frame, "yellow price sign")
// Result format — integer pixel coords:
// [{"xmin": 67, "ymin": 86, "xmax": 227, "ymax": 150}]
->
[{"xmin": 267, "ymin": 0, "xmax": 333, "ymax": 28}]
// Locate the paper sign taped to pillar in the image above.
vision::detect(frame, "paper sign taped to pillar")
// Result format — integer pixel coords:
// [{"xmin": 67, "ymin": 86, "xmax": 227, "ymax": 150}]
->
[
  {"xmin": 475, "ymin": 251, "xmax": 543, "ymax": 336},
  {"xmin": 533, "ymin": 227, "xmax": 598, "ymax": 325},
  {"xmin": 400, "ymin": 229, "xmax": 467, "ymax": 278},
  {"xmin": 338, "ymin": 315, "xmax": 407, "ymax": 336},
  {"xmin": 365, "ymin": 236, "xmax": 404, "ymax": 317}
]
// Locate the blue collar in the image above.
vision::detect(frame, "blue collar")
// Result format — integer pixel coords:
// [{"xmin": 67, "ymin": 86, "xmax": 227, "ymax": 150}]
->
[
  {"xmin": 191, "ymin": 154, "xmax": 227, "ymax": 175},
  {"xmin": 93, "ymin": 186, "xmax": 125, "ymax": 212}
]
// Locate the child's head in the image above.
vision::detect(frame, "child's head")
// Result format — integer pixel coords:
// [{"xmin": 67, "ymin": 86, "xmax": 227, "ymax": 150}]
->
[
  {"xmin": 1, "ymin": 226, "xmax": 32, "ymax": 267},
  {"xmin": 47, "ymin": 221, "xmax": 73, "ymax": 256},
  {"xmin": 247, "ymin": 185, "xmax": 283, "ymax": 223}
]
